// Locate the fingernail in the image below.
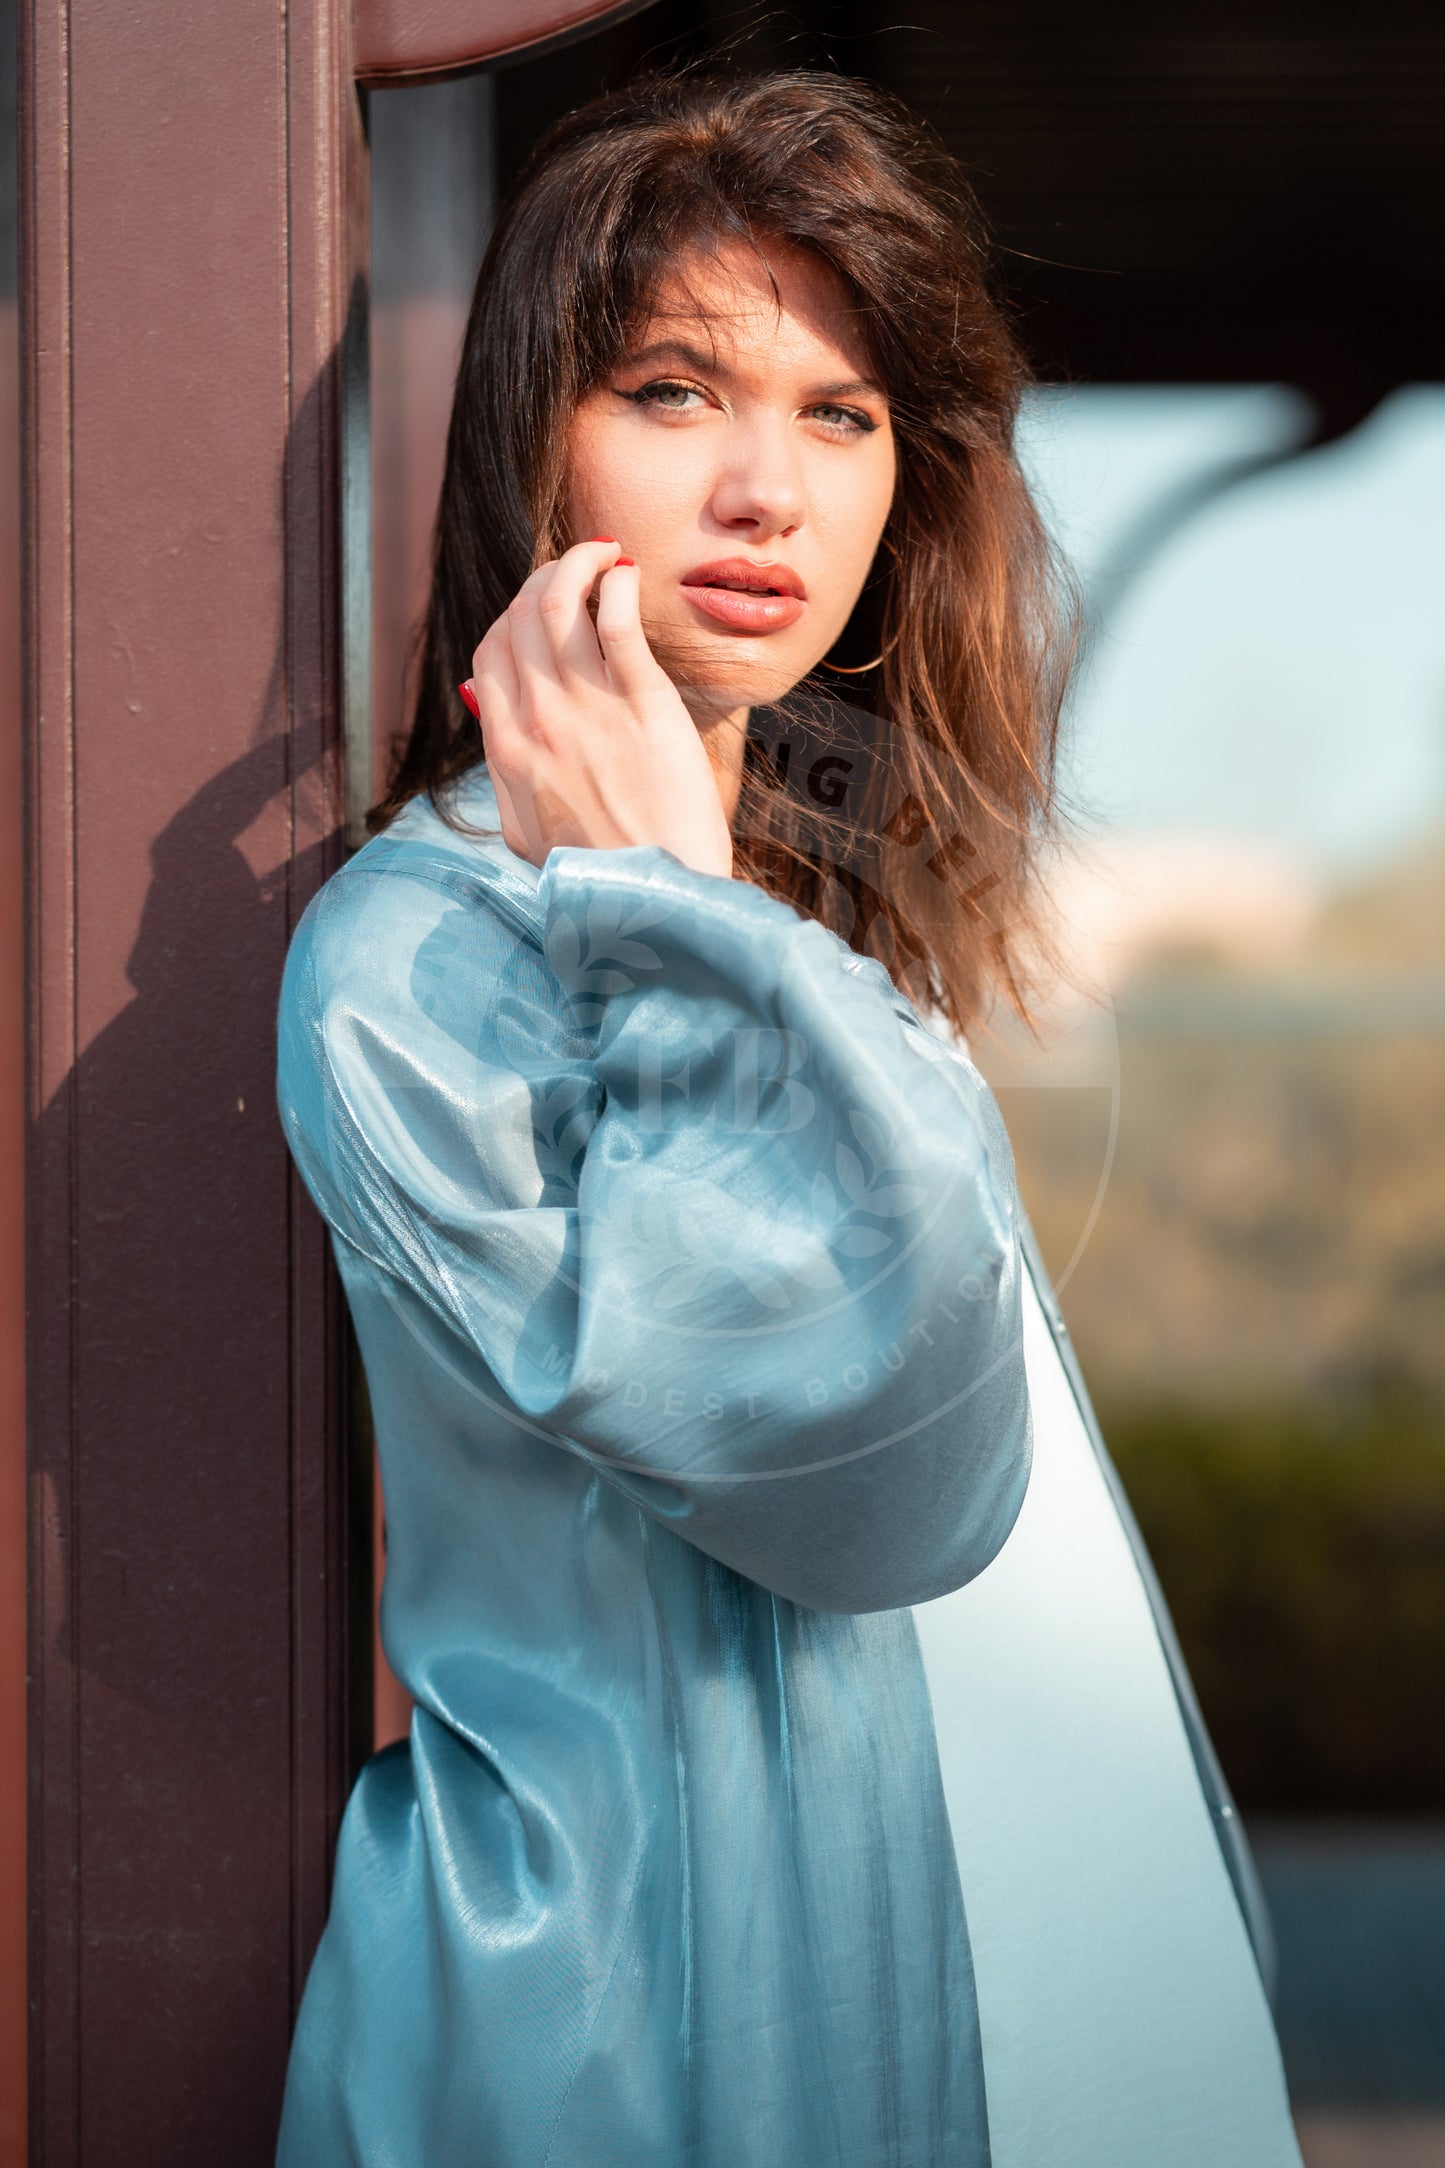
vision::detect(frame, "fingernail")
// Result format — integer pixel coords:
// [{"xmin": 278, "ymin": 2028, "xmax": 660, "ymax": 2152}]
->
[
  {"xmin": 589, "ymin": 535, "xmax": 618, "ymax": 545},
  {"xmin": 457, "ymin": 681, "xmax": 481, "ymax": 719},
  {"xmin": 615, "ymin": 557, "xmax": 635, "ymax": 568}
]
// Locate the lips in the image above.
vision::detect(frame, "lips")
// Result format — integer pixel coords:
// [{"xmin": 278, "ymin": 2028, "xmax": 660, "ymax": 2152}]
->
[{"xmin": 680, "ymin": 558, "xmax": 806, "ymax": 634}]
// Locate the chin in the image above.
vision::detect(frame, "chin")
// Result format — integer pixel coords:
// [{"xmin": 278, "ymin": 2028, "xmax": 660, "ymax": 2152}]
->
[{"xmin": 649, "ymin": 620, "xmax": 826, "ymax": 716}]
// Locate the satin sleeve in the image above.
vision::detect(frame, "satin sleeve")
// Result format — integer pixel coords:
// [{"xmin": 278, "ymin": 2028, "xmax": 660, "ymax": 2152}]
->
[{"xmin": 278, "ymin": 839, "xmax": 1032, "ymax": 1612}]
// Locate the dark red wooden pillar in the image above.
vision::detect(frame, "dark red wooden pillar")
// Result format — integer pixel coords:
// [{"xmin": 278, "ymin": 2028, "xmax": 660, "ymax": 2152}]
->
[
  {"xmin": 18, "ymin": 2, "xmax": 651, "ymax": 2161},
  {"xmin": 21, "ymin": 1, "xmax": 365, "ymax": 2157}
]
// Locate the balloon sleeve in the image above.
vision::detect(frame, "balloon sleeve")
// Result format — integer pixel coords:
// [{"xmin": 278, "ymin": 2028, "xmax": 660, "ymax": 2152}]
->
[{"xmin": 277, "ymin": 839, "xmax": 1032, "ymax": 1612}]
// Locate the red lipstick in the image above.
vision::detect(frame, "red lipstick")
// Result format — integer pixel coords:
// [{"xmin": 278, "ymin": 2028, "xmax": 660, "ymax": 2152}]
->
[{"xmin": 679, "ymin": 558, "xmax": 806, "ymax": 633}]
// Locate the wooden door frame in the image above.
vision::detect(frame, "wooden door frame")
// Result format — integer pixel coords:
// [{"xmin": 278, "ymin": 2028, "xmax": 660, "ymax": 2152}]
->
[{"xmin": 19, "ymin": 4, "xmax": 648, "ymax": 2158}]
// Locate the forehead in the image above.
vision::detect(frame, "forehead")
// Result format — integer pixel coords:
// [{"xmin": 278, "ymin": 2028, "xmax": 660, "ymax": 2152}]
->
[{"xmin": 631, "ymin": 237, "xmax": 877, "ymax": 383}]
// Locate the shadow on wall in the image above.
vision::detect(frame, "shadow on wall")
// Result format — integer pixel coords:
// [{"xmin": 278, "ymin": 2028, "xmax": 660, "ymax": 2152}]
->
[
  {"xmin": 26, "ymin": 346, "xmax": 356, "ymax": 2160},
  {"xmin": 1, "ymin": 293, "xmax": 24, "ymax": 2168}
]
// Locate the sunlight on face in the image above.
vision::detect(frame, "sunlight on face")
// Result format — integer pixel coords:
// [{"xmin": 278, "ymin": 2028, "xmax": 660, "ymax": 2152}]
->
[{"xmin": 564, "ymin": 237, "xmax": 897, "ymax": 725}]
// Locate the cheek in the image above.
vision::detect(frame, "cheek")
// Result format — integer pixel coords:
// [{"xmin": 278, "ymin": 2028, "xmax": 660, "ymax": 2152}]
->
[
  {"xmin": 565, "ymin": 411, "xmax": 706, "ymax": 554},
  {"xmin": 563, "ymin": 419, "xmax": 622, "ymax": 539},
  {"xmin": 813, "ymin": 444, "xmax": 897, "ymax": 613}
]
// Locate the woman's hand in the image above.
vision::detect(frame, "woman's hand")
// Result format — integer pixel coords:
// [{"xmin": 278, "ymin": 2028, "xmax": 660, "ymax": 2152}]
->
[{"xmin": 465, "ymin": 538, "xmax": 735, "ymax": 879}]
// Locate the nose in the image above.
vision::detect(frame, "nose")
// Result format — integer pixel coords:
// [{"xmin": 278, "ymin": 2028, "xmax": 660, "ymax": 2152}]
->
[{"xmin": 707, "ymin": 414, "xmax": 805, "ymax": 542}]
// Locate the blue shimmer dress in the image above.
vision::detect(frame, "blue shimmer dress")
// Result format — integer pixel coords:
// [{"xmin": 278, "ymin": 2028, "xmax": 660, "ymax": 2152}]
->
[{"xmin": 273, "ymin": 764, "xmax": 1301, "ymax": 2166}]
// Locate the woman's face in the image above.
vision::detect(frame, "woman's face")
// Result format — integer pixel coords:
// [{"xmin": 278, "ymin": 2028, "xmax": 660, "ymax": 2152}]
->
[{"xmin": 563, "ymin": 237, "xmax": 897, "ymax": 722}]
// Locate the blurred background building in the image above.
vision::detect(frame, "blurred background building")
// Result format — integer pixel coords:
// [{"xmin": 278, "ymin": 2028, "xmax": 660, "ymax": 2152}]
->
[{"xmin": 3, "ymin": 1, "xmax": 1442, "ymax": 2161}]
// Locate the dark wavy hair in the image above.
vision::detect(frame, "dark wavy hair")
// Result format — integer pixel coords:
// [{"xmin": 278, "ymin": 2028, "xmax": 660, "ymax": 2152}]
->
[{"xmin": 370, "ymin": 67, "xmax": 1079, "ymax": 1033}]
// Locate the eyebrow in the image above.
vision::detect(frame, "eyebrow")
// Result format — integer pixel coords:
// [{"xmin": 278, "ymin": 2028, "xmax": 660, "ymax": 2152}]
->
[{"xmin": 619, "ymin": 338, "xmax": 886, "ymax": 403}]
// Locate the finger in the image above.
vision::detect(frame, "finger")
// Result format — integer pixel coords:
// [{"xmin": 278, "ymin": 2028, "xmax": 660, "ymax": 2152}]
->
[
  {"xmin": 593, "ymin": 560, "xmax": 668, "ymax": 702},
  {"xmin": 507, "ymin": 538, "xmax": 620, "ymax": 694},
  {"xmin": 473, "ymin": 619, "xmax": 530, "ymax": 788},
  {"xmin": 472, "ymin": 613, "xmax": 520, "ymax": 716}
]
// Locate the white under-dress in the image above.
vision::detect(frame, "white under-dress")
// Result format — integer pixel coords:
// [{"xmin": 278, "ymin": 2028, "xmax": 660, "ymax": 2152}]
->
[{"xmin": 912, "ymin": 1257, "xmax": 1304, "ymax": 2167}]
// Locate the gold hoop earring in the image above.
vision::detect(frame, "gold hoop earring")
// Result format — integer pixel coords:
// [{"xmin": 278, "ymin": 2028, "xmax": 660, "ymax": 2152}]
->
[{"xmin": 819, "ymin": 628, "xmax": 898, "ymax": 677}]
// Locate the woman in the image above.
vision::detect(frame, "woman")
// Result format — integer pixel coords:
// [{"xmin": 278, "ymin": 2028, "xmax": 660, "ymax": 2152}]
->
[{"xmin": 274, "ymin": 70, "xmax": 1302, "ymax": 2166}]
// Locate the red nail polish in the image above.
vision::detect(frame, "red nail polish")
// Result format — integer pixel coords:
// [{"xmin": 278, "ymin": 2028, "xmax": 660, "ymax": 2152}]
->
[
  {"xmin": 589, "ymin": 535, "xmax": 618, "ymax": 545},
  {"xmin": 457, "ymin": 681, "xmax": 481, "ymax": 720},
  {"xmin": 615, "ymin": 557, "xmax": 635, "ymax": 568}
]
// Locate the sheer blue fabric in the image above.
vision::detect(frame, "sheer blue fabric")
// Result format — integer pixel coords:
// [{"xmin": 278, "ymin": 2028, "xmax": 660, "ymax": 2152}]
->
[{"xmin": 273, "ymin": 766, "xmax": 1035, "ymax": 2165}]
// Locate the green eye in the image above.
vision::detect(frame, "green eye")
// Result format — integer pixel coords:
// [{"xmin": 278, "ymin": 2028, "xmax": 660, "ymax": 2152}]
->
[
  {"xmin": 812, "ymin": 404, "xmax": 876, "ymax": 435},
  {"xmin": 626, "ymin": 379, "xmax": 705, "ymax": 410}
]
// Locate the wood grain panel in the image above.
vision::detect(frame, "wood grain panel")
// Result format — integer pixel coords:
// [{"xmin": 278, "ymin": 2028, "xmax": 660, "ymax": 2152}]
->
[{"xmin": 21, "ymin": 0, "xmax": 366, "ymax": 2156}]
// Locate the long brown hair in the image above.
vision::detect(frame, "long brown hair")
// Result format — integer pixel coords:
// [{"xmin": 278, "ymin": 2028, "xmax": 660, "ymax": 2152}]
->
[{"xmin": 371, "ymin": 68, "xmax": 1079, "ymax": 1035}]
